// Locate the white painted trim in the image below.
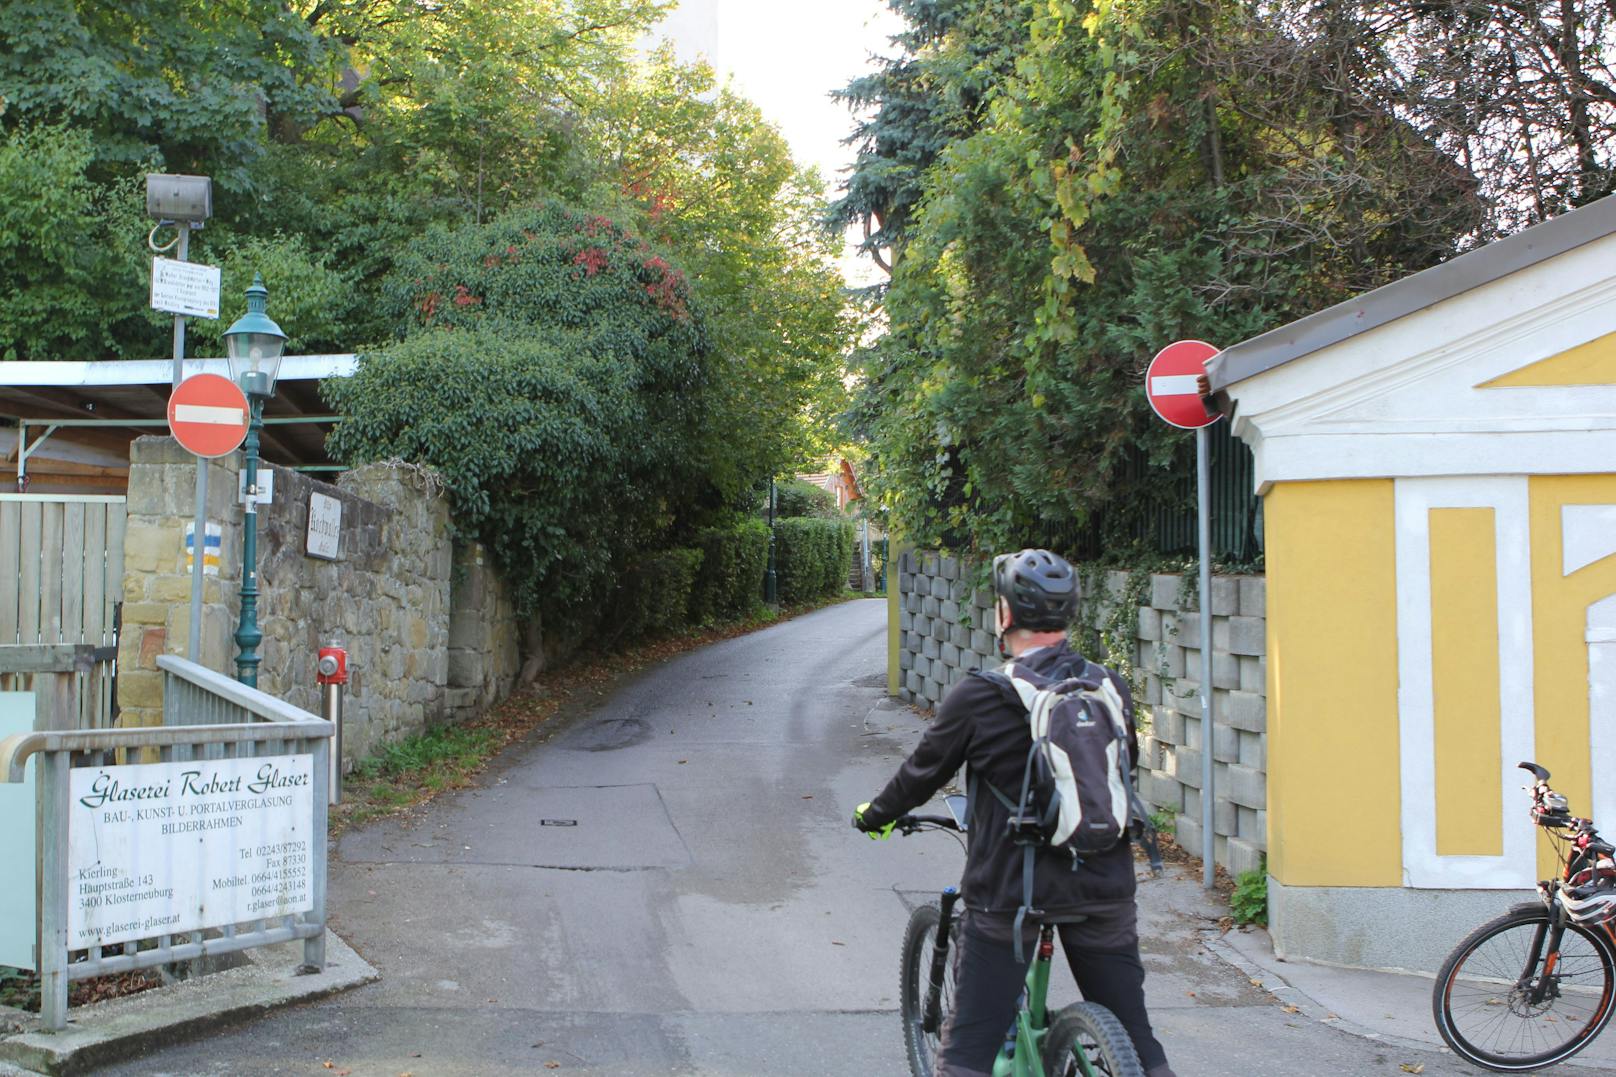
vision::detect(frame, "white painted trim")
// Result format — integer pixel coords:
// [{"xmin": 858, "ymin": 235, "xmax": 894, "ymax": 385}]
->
[
  {"xmin": 1589, "ymin": 596, "xmax": 1616, "ymax": 837},
  {"xmin": 1225, "ymin": 233, "xmax": 1616, "ymax": 490},
  {"xmin": 1396, "ymin": 477, "xmax": 1536, "ymax": 889},
  {"xmin": 1564, "ymin": 506, "xmax": 1616, "ymax": 576},
  {"xmin": 1250, "ymin": 431, "xmax": 1616, "ymax": 490},
  {"xmin": 1230, "ymin": 236, "xmax": 1616, "ymax": 422}
]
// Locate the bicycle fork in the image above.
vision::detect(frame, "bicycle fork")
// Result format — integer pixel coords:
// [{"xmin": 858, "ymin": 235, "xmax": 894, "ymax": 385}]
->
[
  {"xmin": 1524, "ymin": 915, "xmax": 1569, "ymax": 1005},
  {"xmin": 925, "ymin": 887, "xmax": 962, "ymax": 1035}
]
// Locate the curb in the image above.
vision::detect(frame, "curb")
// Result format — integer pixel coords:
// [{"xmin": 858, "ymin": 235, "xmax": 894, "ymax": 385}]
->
[
  {"xmin": 0, "ymin": 930, "xmax": 377, "ymax": 1076},
  {"xmin": 1199, "ymin": 927, "xmax": 1614, "ymax": 1071}
]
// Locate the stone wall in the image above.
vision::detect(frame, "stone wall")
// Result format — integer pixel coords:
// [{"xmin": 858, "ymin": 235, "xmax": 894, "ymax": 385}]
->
[
  {"xmin": 895, "ymin": 550, "xmax": 1268, "ymax": 877},
  {"xmin": 116, "ymin": 437, "xmax": 520, "ymax": 769},
  {"xmin": 446, "ymin": 540, "xmax": 521, "ymax": 722}
]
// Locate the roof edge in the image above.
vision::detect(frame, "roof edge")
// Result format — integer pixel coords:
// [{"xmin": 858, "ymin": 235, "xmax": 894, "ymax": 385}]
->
[
  {"xmin": 1206, "ymin": 195, "xmax": 1616, "ymax": 395},
  {"xmin": 0, "ymin": 355, "xmax": 357, "ymax": 388}
]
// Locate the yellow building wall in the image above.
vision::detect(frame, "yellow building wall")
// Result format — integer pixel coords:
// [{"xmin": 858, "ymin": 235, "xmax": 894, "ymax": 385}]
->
[
  {"xmin": 1530, "ymin": 475, "xmax": 1616, "ymax": 877},
  {"xmin": 1429, "ymin": 508, "xmax": 1502, "ymax": 857},
  {"xmin": 1265, "ymin": 480, "xmax": 1403, "ymax": 886}
]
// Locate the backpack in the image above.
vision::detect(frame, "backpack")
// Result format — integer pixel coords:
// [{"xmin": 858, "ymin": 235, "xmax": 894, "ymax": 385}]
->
[{"xmin": 977, "ymin": 659, "xmax": 1163, "ymax": 954}]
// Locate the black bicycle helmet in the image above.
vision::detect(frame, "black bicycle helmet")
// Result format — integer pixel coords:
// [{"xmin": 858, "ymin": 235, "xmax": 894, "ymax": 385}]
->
[{"xmin": 993, "ymin": 549, "xmax": 1078, "ymax": 631}]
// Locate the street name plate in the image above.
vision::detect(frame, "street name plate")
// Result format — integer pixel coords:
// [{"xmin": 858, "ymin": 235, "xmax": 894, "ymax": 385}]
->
[
  {"xmin": 150, "ymin": 257, "xmax": 222, "ymax": 319},
  {"xmin": 67, "ymin": 754, "xmax": 315, "ymax": 949},
  {"xmin": 307, "ymin": 492, "xmax": 341, "ymax": 559}
]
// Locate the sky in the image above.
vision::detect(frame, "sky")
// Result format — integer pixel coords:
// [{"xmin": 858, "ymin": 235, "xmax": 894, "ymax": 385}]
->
[{"xmin": 643, "ymin": 0, "xmax": 907, "ymax": 285}]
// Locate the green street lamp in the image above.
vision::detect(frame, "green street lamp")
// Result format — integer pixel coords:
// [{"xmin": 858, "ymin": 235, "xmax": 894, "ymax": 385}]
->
[
  {"xmin": 765, "ymin": 477, "xmax": 778, "ymax": 606},
  {"xmin": 223, "ymin": 274, "xmax": 286, "ymax": 688}
]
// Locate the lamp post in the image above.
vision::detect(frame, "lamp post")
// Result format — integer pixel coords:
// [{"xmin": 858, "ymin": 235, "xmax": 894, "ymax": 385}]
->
[
  {"xmin": 223, "ymin": 274, "xmax": 287, "ymax": 688},
  {"xmin": 765, "ymin": 477, "xmax": 778, "ymax": 606}
]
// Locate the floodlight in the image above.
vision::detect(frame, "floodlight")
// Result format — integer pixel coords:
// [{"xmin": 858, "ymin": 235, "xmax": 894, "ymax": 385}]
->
[{"xmin": 145, "ymin": 174, "xmax": 213, "ymax": 225}]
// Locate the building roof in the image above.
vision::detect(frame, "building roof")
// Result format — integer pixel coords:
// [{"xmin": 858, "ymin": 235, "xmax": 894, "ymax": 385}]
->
[
  {"xmin": 0, "ymin": 354, "xmax": 355, "ymax": 470},
  {"xmin": 1206, "ymin": 195, "xmax": 1616, "ymax": 400}
]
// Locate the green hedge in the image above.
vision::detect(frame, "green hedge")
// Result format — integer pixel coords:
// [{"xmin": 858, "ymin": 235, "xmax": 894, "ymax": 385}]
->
[
  {"xmin": 615, "ymin": 547, "xmax": 703, "ymax": 640},
  {"xmin": 772, "ymin": 479, "xmax": 841, "ymax": 519},
  {"xmin": 775, "ymin": 518, "xmax": 855, "ymax": 604},
  {"xmin": 689, "ymin": 519, "xmax": 770, "ymax": 623}
]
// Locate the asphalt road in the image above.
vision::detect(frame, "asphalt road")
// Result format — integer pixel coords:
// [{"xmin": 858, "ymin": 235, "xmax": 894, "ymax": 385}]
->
[{"xmin": 104, "ymin": 599, "xmax": 1494, "ymax": 1076}]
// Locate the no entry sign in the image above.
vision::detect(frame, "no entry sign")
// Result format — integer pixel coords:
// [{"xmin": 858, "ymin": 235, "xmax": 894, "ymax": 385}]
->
[
  {"xmin": 1145, "ymin": 339, "xmax": 1222, "ymax": 429},
  {"xmin": 167, "ymin": 374, "xmax": 249, "ymax": 458}
]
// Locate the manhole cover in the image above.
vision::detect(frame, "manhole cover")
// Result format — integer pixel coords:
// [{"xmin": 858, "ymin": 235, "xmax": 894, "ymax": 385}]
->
[{"xmin": 340, "ymin": 783, "xmax": 688, "ymax": 870}]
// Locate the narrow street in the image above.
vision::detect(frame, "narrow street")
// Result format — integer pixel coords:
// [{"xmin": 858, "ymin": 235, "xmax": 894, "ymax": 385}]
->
[{"xmin": 107, "ymin": 600, "xmax": 1487, "ymax": 1075}]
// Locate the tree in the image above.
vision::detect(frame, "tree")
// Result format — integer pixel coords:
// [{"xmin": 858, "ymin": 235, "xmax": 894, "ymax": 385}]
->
[
  {"xmin": 0, "ymin": 125, "xmax": 155, "ymax": 361},
  {"xmin": 842, "ymin": 0, "xmax": 1497, "ymax": 558},
  {"xmin": 326, "ymin": 201, "xmax": 711, "ymax": 666},
  {"xmin": 583, "ymin": 52, "xmax": 857, "ymax": 508}
]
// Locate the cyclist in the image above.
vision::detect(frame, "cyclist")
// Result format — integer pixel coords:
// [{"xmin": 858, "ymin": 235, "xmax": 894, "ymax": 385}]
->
[{"xmin": 854, "ymin": 549, "xmax": 1176, "ymax": 1077}]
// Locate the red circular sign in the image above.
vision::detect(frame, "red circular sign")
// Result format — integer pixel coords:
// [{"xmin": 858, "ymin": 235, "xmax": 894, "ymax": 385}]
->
[
  {"xmin": 1145, "ymin": 340, "xmax": 1222, "ymax": 429},
  {"xmin": 167, "ymin": 374, "xmax": 250, "ymax": 458}
]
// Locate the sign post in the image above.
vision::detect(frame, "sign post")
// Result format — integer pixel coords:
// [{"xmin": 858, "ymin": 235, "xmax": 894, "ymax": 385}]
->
[
  {"xmin": 1145, "ymin": 339, "xmax": 1223, "ymax": 890},
  {"xmin": 151, "ymin": 242, "xmax": 222, "ymax": 665},
  {"xmin": 168, "ymin": 372, "xmax": 249, "ymax": 669}
]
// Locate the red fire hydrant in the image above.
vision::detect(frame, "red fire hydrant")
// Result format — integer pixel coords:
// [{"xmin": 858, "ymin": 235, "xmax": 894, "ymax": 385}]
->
[{"xmin": 317, "ymin": 645, "xmax": 347, "ymax": 804}]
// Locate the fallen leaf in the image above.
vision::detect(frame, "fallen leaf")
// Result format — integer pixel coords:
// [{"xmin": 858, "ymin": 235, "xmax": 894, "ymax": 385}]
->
[
  {"xmin": 1249, "ymin": 978, "xmax": 1263, "ymax": 987},
  {"xmin": 546, "ymin": 1063, "xmax": 561, "ymax": 1070},
  {"xmin": 1186, "ymin": 991, "xmax": 1196, "ymax": 998},
  {"xmin": 323, "ymin": 1065, "xmax": 334, "ymax": 1071},
  {"xmin": 677, "ymin": 759, "xmax": 687, "ymax": 764},
  {"xmin": 1282, "ymin": 1004, "xmax": 1300, "ymax": 1014},
  {"xmin": 1400, "ymin": 1065, "xmax": 1424, "ymax": 1074},
  {"xmin": 338, "ymin": 1070, "xmax": 351, "ymax": 1076},
  {"xmin": 1325, "ymin": 1012, "xmax": 1340, "ymax": 1020},
  {"xmin": 802, "ymin": 795, "xmax": 813, "ymax": 800},
  {"xmin": 831, "ymin": 940, "xmax": 845, "ymax": 946}
]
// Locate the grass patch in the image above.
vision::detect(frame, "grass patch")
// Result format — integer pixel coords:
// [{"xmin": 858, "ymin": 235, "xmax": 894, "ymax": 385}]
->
[{"xmin": 331, "ymin": 589, "xmax": 872, "ymax": 832}]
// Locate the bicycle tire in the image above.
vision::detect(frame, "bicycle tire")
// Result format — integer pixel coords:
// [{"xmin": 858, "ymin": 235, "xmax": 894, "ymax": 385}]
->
[
  {"xmin": 900, "ymin": 903, "xmax": 953, "ymax": 1077},
  {"xmin": 1433, "ymin": 904, "xmax": 1616, "ymax": 1071},
  {"xmin": 1043, "ymin": 1001, "xmax": 1146, "ymax": 1077}
]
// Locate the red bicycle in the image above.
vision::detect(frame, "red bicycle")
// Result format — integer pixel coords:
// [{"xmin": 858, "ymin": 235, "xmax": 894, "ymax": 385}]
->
[{"xmin": 1432, "ymin": 762, "xmax": 1616, "ymax": 1071}]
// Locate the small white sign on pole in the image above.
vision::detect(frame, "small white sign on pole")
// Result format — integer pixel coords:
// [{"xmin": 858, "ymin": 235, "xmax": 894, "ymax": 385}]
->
[
  {"xmin": 151, "ymin": 257, "xmax": 222, "ymax": 319},
  {"xmin": 67, "ymin": 755, "xmax": 315, "ymax": 950},
  {"xmin": 238, "ymin": 468, "xmax": 274, "ymax": 506},
  {"xmin": 307, "ymin": 493, "xmax": 342, "ymax": 560}
]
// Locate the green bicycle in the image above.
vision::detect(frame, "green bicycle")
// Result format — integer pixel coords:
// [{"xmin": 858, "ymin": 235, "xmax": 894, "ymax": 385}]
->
[{"xmin": 894, "ymin": 797, "xmax": 1144, "ymax": 1077}]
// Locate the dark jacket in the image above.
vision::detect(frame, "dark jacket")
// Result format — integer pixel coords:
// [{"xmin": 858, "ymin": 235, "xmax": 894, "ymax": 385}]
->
[{"xmin": 865, "ymin": 642, "xmax": 1139, "ymax": 918}]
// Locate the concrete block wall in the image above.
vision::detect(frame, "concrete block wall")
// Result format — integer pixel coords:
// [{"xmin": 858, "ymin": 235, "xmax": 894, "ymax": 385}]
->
[
  {"xmin": 116, "ymin": 437, "xmax": 520, "ymax": 769},
  {"xmin": 895, "ymin": 551, "xmax": 1268, "ymax": 877}
]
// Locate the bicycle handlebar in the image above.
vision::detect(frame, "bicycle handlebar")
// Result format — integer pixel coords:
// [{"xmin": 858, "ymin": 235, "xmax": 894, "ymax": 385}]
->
[{"xmin": 898, "ymin": 813, "xmax": 962, "ymax": 835}]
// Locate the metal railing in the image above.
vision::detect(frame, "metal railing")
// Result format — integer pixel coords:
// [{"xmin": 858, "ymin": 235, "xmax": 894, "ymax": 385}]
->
[{"xmin": 0, "ymin": 655, "xmax": 332, "ymax": 1031}]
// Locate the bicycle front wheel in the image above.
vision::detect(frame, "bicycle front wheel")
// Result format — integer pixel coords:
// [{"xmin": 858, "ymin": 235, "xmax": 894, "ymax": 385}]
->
[
  {"xmin": 900, "ymin": 903, "xmax": 954, "ymax": 1077},
  {"xmin": 1434, "ymin": 905, "xmax": 1616, "ymax": 1071},
  {"xmin": 1043, "ymin": 1001, "xmax": 1145, "ymax": 1077}
]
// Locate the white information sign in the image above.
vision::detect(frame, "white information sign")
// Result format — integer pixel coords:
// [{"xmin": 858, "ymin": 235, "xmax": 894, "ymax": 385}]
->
[
  {"xmin": 68, "ymin": 754, "xmax": 315, "ymax": 950},
  {"xmin": 150, "ymin": 257, "xmax": 222, "ymax": 319},
  {"xmin": 307, "ymin": 492, "xmax": 342, "ymax": 560}
]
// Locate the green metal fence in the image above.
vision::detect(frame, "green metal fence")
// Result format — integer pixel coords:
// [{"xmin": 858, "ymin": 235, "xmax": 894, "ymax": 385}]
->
[{"xmin": 1034, "ymin": 421, "xmax": 1262, "ymax": 565}]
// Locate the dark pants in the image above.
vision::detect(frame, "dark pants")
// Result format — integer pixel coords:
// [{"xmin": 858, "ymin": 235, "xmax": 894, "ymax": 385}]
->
[{"xmin": 935, "ymin": 904, "xmax": 1169, "ymax": 1077}]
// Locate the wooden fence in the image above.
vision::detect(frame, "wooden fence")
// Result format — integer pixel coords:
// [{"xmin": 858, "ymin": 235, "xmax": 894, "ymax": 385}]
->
[{"xmin": 0, "ymin": 495, "xmax": 126, "ymax": 729}]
